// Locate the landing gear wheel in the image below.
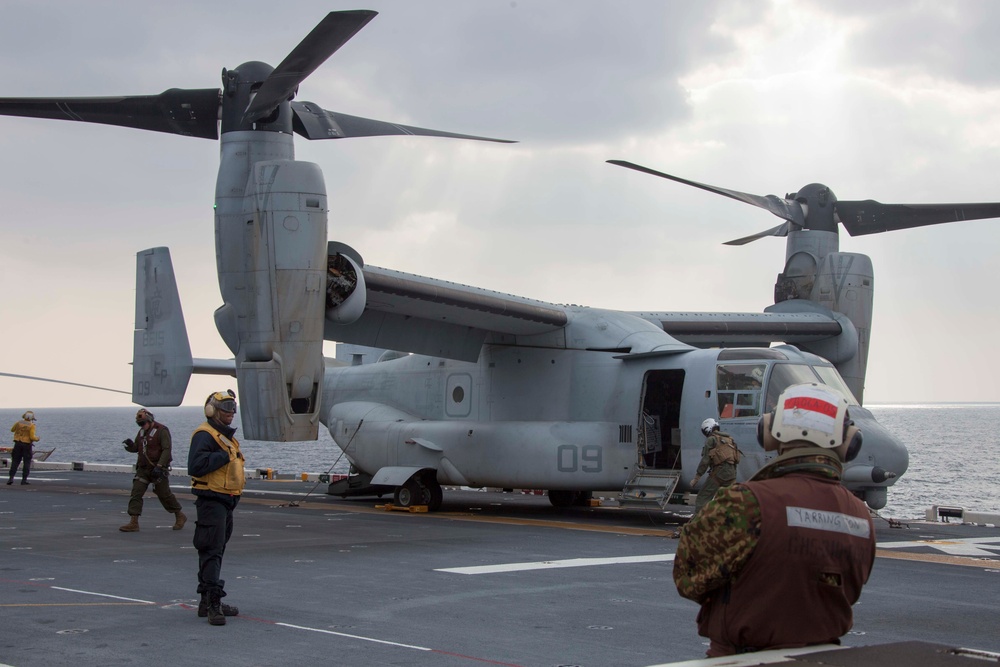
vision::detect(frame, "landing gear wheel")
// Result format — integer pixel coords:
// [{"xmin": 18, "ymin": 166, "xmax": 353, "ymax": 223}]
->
[
  {"xmin": 425, "ymin": 480, "xmax": 443, "ymax": 512},
  {"xmin": 394, "ymin": 480, "xmax": 421, "ymax": 508},
  {"xmin": 548, "ymin": 489, "xmax": 576, "ymax": 508}
]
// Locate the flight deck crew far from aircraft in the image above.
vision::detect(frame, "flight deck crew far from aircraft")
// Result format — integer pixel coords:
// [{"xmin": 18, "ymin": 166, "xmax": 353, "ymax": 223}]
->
[
  {"xmin": 8, "ymin": 411, "xmax": 40, "ymax": 485},
  {"xmin": 674, "ymin": 383, "xmax": 875, "ymax": 658},
  {"xmin": 188, "ymin": 390, "xmax": 245, "ymax": 626},
  {"xmin": 690, "ymin": 418, "xmax": 741, "ymax": 514},
  {"xmin": 119, "ymin": 409, "xmax": 186, "ymax": 532}
]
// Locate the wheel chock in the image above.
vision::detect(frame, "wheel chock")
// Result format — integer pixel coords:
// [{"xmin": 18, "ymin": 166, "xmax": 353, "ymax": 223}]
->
[{"xmin": 375, "ymin": 503, "xmax": 429, "ymax": 513}]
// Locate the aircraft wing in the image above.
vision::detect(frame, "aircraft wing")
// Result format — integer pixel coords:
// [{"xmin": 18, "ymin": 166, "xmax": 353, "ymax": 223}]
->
[
  {"xmin": 327, "ymin": 266, "xmax": 571, "ymax": 362},
  {"xmin": 640, "ymin": 309, "xmax": 843, "ymax": 347},
  {"xmin": 327, "ymin": 268, "xmax": 844, "ymax": 362}
]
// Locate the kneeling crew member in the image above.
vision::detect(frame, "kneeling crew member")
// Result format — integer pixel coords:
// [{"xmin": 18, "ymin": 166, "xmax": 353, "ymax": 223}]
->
[
  {"xmin": 189, "ymin": 390, "xmax": 245, "ymax": 626},
  {"xmin": 674, "ymin": 383, "xmax": 875, "ymax": 657}
]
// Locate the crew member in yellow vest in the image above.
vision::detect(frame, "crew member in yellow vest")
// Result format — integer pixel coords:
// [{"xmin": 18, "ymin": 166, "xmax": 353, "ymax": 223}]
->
[
  {"xmin": 8, "ymin": 411, "xmax": 40, "ymax": 485},
  {"xmin": 188, "ymin": 390, "xmax": 245, "ymax": 626}
]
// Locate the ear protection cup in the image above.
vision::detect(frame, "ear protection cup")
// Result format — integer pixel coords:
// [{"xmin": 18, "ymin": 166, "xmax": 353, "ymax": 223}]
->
[
  {"xmin": 757, "ymin": 411, "xmax": 780, "ymax": 451},
  {"xmin": 205, "ymin": 390, "xmax": 236, "ymax": 418},
  {"xmin": 843, "ymin": 424, "xmax": 863, "ymax": 462}
]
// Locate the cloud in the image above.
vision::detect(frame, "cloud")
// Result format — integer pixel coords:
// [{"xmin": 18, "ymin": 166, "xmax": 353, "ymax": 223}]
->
[{"xmin": 0, "ymin": 0, "xmax": 998, "ymax": 408}]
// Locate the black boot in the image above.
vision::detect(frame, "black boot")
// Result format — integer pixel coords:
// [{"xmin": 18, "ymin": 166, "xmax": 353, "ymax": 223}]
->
[
  {"xmin": 206, "ymin": 593, "xmax": 226, "ymax": 626},
  {"xmin": 198, "ymin": 593, "xmax": 239, "ymax": 618}
]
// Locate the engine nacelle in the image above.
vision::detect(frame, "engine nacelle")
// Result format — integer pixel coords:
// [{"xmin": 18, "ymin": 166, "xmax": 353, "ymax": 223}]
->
[
  {"xmin": 774, "ymin": 228, "xmax": 874, "ymax": 403},
  {"xmin": 215, "ymin": 142, "xmax": 327, "ymax": 440}
]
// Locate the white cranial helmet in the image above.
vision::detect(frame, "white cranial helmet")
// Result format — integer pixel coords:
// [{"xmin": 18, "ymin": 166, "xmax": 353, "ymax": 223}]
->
[
  {"xmin": 770, "ymin": 383, "xmax": 849, "ymax": 448},
  {"xmin": 700, "ymin": 418, "xmax": 719, "ymax": 436}
]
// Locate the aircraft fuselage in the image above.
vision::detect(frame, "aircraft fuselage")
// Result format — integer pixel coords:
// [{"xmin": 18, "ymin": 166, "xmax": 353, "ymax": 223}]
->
[{"xmin": 319, "ymin": 343, "xmax": 908, "ymax": 509}]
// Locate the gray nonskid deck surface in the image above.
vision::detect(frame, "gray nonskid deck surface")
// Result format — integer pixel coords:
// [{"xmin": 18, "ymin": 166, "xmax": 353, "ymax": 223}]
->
[{"xmin": 1, "ymin": 472, "xmax": 998, "ymax": 667}]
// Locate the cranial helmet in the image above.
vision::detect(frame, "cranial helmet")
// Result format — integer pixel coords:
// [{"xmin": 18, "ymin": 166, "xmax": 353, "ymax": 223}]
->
[
  {"xmin": 204, "ymin": 390, "xmax": 237, "ymax": 419},
  {"xmin": 22, "ymin": 411, "xmax": 35, "ymax": 422},
  {"xmin": 700, "ymin": 418, "xmax": 719, "ymax": 436},
  {"xmin": 135, "ymin": 409, "xmax": 154, "ymax": 425},
  {"xmin": 757, "ymin": 383, "xmax": 862, "ymax": 461}
]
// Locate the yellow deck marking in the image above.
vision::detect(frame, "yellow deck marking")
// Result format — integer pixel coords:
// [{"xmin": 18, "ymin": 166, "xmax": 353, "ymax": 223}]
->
[{"xmin": 875, "ymin": 549, "xmax": 999, "ymax": 568}]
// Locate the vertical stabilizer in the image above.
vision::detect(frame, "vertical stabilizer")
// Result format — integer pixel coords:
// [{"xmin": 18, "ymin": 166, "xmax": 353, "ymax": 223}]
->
[{"xmin": 133, "ymin": 247, "xmax": 193, "ymax": 406}]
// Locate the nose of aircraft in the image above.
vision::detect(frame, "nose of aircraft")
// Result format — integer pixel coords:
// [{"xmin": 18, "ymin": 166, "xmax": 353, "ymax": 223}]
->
[{"xmin": 841, "ymin": 406, "xmax": 909, "ymax": 509}]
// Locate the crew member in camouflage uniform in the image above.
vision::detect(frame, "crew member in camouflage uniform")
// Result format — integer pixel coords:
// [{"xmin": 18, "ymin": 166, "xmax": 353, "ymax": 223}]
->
[
  {"xmin": 690, "ymin": 418, "xmax": 740, "ymax": 514},
  {"xmin": 674, "ymin": 383, "xmax": 875, "ymax": 657},
  {"xmin": 119, "ymin": 409, "xmax": 186, "ymax": 532}
]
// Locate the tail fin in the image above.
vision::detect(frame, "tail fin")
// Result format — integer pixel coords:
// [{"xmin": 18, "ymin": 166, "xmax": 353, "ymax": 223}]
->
[{"xmin": 132, "ymin": 247, "xmax": 193, "ymax": 406}]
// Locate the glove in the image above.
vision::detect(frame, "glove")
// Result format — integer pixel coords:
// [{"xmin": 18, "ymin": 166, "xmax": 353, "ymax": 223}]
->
[
  {"xmin": 122, "ymin": 438, "xmax": 134, "ymax": 450},
  {"xmin": 690, "ymin": 476, "xmax": 701, "ymax": 487},
  {"xmin": 151, "ymin": 465, "xmax": 164, "ymax": 481}
]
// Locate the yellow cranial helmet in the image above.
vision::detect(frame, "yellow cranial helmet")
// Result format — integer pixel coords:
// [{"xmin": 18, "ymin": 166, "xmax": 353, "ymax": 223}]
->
[{"xmin": 204, "ymin": 390, "xmax": 237, "ymax": 418}]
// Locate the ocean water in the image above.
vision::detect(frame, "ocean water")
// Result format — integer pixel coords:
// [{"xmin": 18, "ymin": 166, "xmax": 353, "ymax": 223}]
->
[{"xmin": 3, "ymin": 404, "xmax": 997, "ymax": 520}]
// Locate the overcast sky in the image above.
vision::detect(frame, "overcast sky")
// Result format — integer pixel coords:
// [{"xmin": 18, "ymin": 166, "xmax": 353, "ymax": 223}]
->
[{"xmin": 2, "ymin": 0, "xmax": 998, "ymax": 408}]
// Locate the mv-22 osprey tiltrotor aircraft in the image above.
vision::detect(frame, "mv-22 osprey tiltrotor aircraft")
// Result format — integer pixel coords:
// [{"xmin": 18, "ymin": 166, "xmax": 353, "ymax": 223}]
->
[{"xmin": 4, "ymin": 10, "xmax": 1000, "ymax": 512}]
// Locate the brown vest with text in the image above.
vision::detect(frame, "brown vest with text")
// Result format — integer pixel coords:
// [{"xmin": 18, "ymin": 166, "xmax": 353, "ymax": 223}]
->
[{"xmin": 697, "ymin": 474, "xmax": 875, "ymax": 652}]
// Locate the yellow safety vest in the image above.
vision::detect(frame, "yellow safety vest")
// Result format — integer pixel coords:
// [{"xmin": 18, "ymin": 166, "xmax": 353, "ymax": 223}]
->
[
  {"xmin": 11, "ymin": 420, "xmax": 38, "ymax": 444},
  {"xmin": 190, "ymin": 423, "xmax": 245, "ymax": 496}
]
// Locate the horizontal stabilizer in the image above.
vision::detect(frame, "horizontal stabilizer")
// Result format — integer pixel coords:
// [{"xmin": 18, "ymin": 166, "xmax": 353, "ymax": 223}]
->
[
  {"xmin": 193, "ymin": 358, "xmax": 237, "ymax": 376},
  {"xmin": 132, "ymin": 247, "xmax": 193, "ymax": 406}
]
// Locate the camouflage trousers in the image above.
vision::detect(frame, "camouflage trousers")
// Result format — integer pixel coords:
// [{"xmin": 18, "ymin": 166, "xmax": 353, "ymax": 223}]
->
[
  {"xmin": 127, "ymin": 473, "xmax": 182, "ymax": 516},
  {"xmin": 694, "ymin": 475, "xmax": 735, "ymax": 514}
]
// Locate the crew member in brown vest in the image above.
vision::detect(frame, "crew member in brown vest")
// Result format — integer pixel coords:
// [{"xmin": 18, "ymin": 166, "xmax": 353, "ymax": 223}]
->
[
  {"xmin": 119, "ymin": 409, "xmax": 186, "ymax": 532},
  {"xmin": 674, "ymin": 383, "xmax": 875, "ymax": 657}
]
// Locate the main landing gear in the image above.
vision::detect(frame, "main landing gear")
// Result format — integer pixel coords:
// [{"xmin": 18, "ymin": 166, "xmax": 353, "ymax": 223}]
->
[
  {"xmin": 547, "ymin": 490, "xmax": 593, "ymax": 508},
  {"xmin": 393, "ymin": 474, "xmax": 443, "ymax": 511}
]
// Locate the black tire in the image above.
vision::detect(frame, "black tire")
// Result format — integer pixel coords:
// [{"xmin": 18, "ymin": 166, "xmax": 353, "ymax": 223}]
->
[
  {"xmin": 548, "ymin": 489, "xmax": 576, "ymax": 508},
  {"xmin": 426, "ymin": 480, "xmax": 444, "ymax": 512},
  {"xmin": 394, "ymin": 480, "xmax": 421, "ymax": 507}
]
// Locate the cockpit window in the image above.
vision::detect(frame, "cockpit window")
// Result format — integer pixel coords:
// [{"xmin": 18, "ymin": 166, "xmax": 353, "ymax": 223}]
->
[
  {"xmin": 764, "ymin": 363, "xmax": 820, "ymax": 412},
  {"xmin": 716, "ymin": 364, "xmax": 766, "ymax": 419},
  {"xmin": 812, "ymin": 365, "xmax": 860, "ymax": 405}
]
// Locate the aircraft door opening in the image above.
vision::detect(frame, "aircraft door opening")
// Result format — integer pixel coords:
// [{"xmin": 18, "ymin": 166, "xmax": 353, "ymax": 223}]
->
[{"xmin": 639, "ymin": 370, "xmax": 684, "ymax": 470}]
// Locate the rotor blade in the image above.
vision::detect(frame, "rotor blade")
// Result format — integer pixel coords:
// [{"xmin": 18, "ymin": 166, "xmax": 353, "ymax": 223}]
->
[
  {"xmin": 607, "ymin": 160, "xmax": 806, "ymax": 226},
  {"xmin": 836, "ymin": 200, "xmax": 1000, "ymax": 236},
  {"xmin": 0, "ymin": 372, "xmax": 130, "ymax": 395},
  {"xmin": 723, "ymin": 222, "xmax": 790, "ymax": 246},
  {"xmin": 0, "ymin": 88, "xmax": 220, "ymax": 139},
  {"xmin": 291, "ymin": 103, "xmax": 516, "ymax": 143},
  {"xmin": 243, "ymin": 10, "xmax": 378, "ymax": 124}
]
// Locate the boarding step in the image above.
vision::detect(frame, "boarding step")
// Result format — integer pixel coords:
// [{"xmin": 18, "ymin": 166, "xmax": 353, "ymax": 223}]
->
[{"xmin": 618, "ymin": 469, "xmax": 681, "ymax": 510}]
